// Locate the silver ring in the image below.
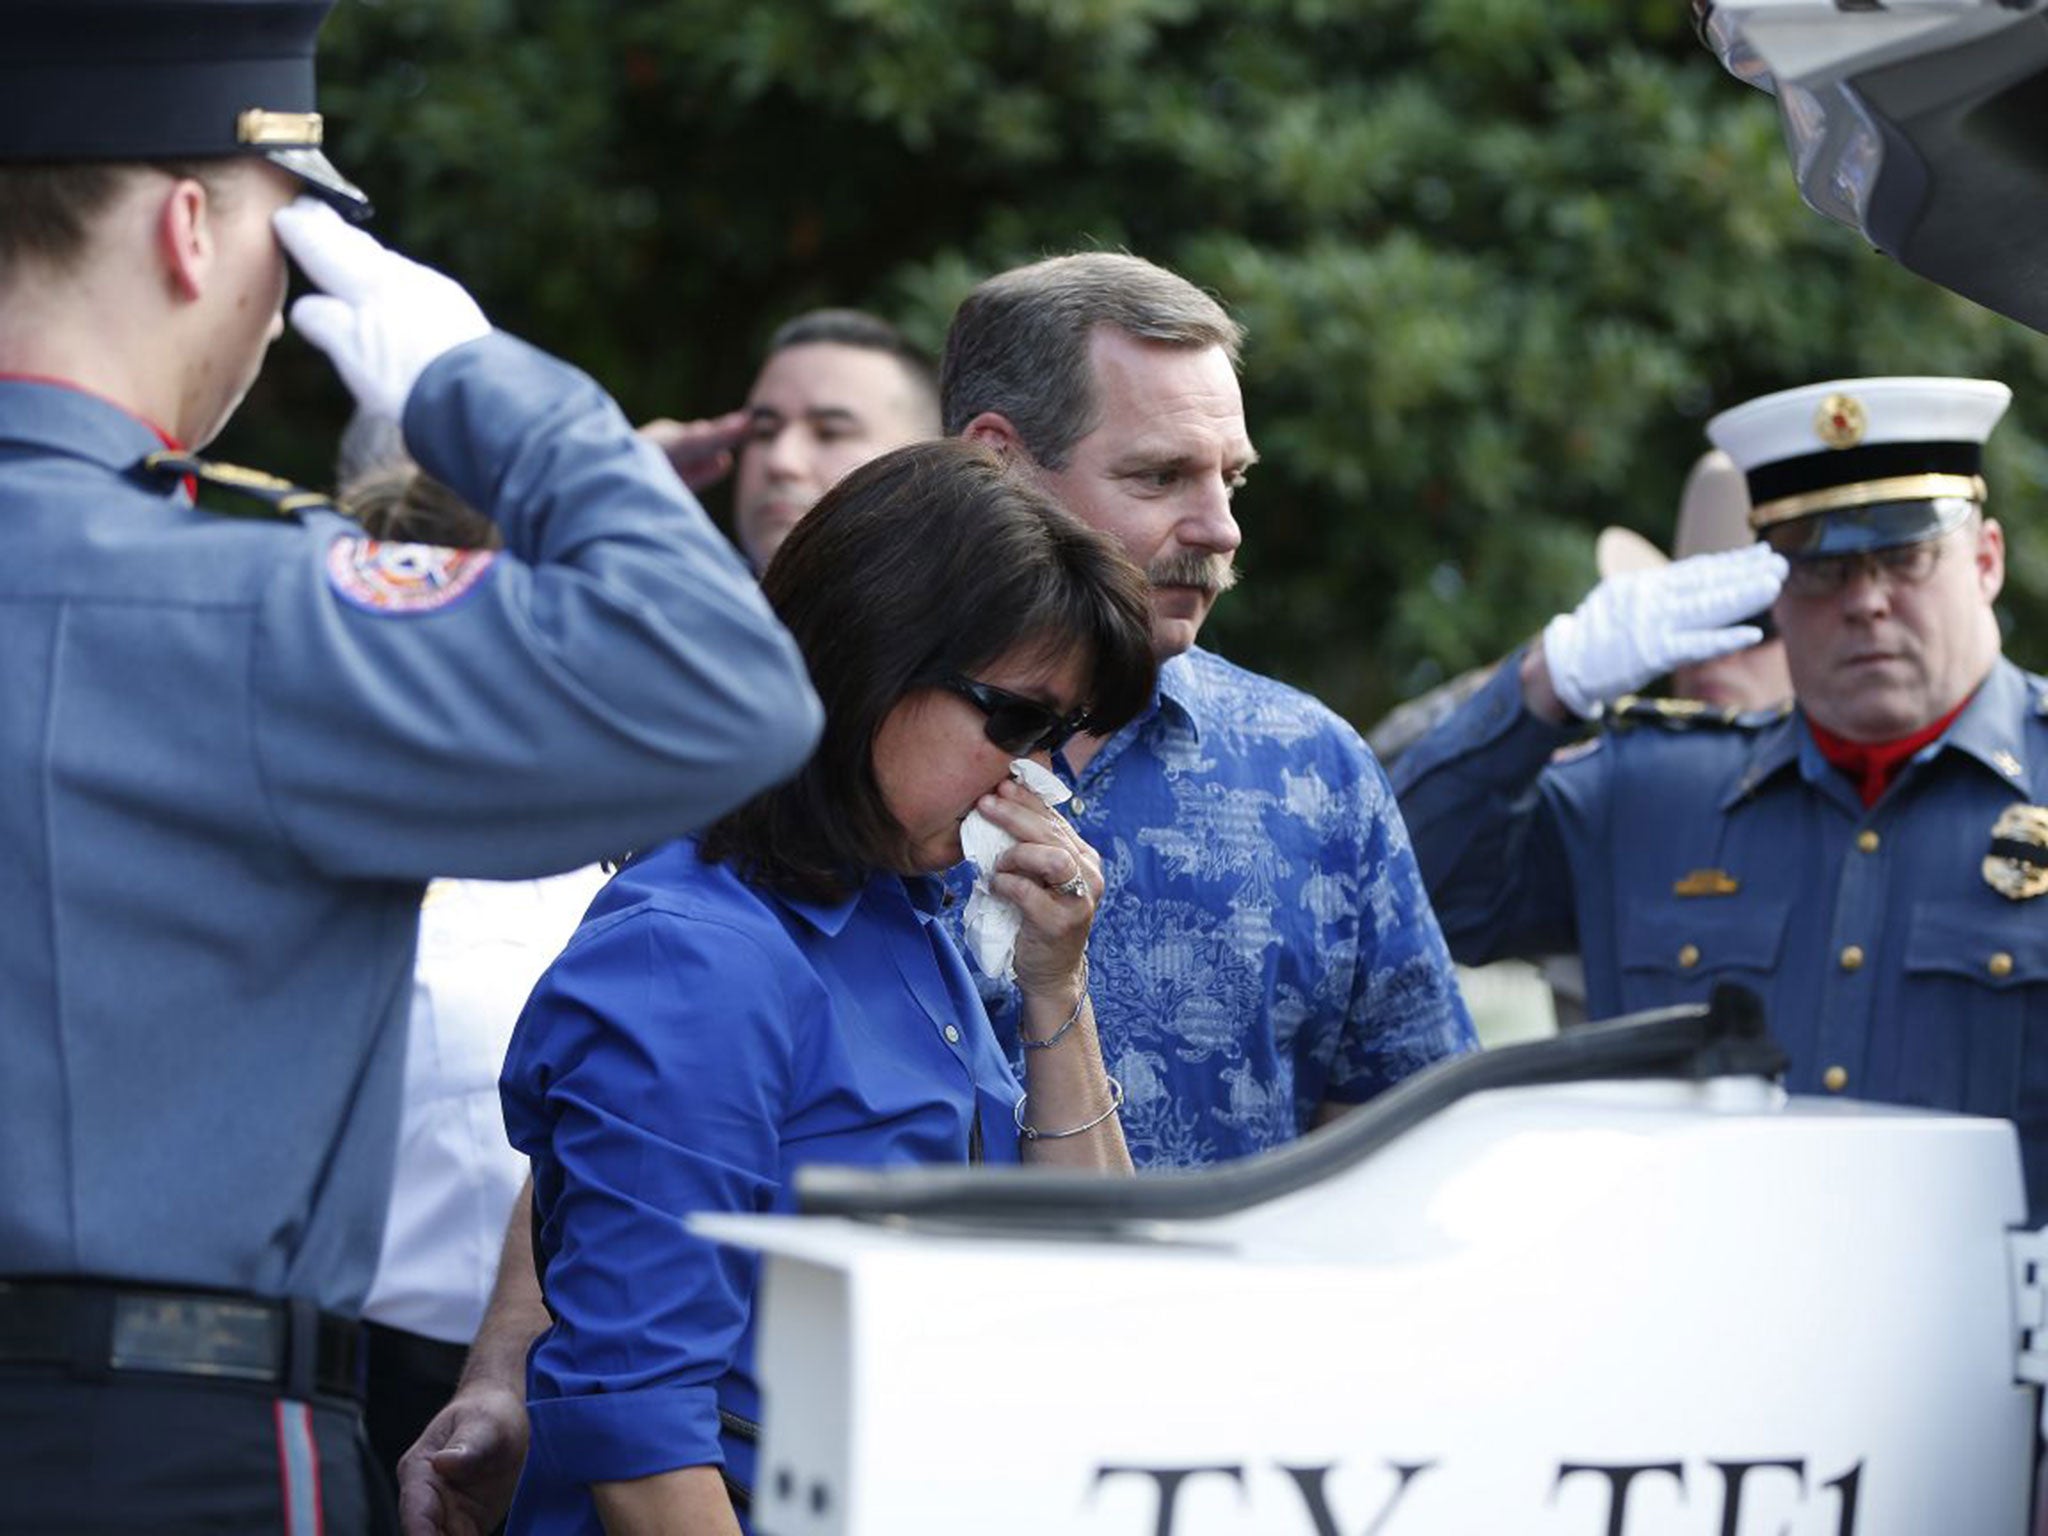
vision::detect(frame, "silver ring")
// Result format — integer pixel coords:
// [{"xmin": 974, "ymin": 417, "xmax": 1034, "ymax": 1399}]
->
[{"xmin": 1054, "ymin": 875, "xmax": 1088, "ymax": 899}]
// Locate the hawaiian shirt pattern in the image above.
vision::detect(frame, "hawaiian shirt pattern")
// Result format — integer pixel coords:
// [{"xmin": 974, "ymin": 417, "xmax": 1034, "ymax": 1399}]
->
[{"xmin": 947, "ymin": 646, "xmax": 1475, "ymax": 1167}]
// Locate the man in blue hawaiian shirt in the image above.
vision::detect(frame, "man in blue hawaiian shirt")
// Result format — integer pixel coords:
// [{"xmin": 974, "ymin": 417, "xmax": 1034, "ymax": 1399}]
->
[{"xmin": 944, "ymin": 253, "xmax": 1476, "ymax": 1166}]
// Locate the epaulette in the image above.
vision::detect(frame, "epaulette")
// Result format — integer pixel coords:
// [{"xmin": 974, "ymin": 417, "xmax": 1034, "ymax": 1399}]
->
[
  {"xmin": 1604, "ymin": 694, "xmax": 1789, "ymax": 733},
  {"xmin": 138, "ymin": 451, "xmax": 336, "ymax": 522}
]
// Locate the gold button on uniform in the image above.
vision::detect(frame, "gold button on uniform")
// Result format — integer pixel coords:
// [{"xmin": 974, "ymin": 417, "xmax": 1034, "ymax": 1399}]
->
[
  {"xmin": 1856, "ymin": 830, "xmax": 1880, "ymax": 853},
  {"xmin": 1677, "ymin": 944, "xmax": 1700, "ymax": 969},
  {"xmin": 1839, "ymin": 945, "xmax": 1865, "ymax": 972},
  {"xmin": 1823, "ymin": 1065, "xmax": 1849, "ymax": 1093},
  {"xmin": 1990, "ymin": 952, "xmax": 2016, "ymax": 979}
]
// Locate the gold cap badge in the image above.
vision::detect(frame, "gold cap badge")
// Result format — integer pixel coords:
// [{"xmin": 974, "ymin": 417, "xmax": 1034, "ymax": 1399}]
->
[
  {"xmin": 1814, "ymin": 393, "xmax": 1867, "ymax": 450},
  {"xmin": 237, "ymin": 109, "xmax": 324, "ymax": 147},
  {"xmin": 1983, "ymin": 804, "xmax": 2048, "ymax": 901}
]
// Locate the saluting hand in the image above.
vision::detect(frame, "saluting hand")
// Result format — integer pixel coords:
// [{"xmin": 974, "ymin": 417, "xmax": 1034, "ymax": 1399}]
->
[
  {"xmin": 637, "ymin": 411, "xmax": 751, "ymax": 494},
  {"xmin": 273, "ymin": 198, "xmax": 492, "ymax": 423},
  {"xmin": 1539, "ymin": 542, "xmax": 1788, "ymax": 720}
]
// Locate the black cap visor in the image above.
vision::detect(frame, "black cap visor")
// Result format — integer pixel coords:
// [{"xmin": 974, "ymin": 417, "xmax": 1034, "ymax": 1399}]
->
[
  {"xmin": 266, "ymin": 146, "xmax": 371, "ymax": 222},
  {"xmin": 1763, "ymin": 495, "xmax": 1976, "ymax": 559}
]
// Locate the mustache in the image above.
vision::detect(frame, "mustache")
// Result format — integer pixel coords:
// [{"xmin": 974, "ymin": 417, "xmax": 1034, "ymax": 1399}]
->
[{"xmin": 1146, "ymin": 551, "xmax": 1239, "ymax": 595}]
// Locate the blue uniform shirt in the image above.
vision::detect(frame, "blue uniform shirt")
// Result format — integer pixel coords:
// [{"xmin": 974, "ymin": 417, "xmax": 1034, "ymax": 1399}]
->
[
  {"xmin": 502, "ymin": 839, "xmax": 1021, "ymax": 1532},
  {"xmin": 947, "ymin": 646, "xmax": 1475, "ymax": 1167},
  {"xmin": 0, "ymin": 334, "xmax": 819, "ymax": 1312},
  {"xmin": 1395, "ymin": 651, "xmax": 2048, "ymax": 1218}
]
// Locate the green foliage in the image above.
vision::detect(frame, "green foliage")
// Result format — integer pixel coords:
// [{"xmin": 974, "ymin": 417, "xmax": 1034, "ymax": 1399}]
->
[{"xmin": 225, "ymin": 0, "xmax": 2048, "ymax": 727}]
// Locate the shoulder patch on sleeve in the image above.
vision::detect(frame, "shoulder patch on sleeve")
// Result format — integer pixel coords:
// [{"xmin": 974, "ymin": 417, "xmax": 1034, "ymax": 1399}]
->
[{"xmin": 325, "ymin": 536, "xmax": 496, "ymax": 615}]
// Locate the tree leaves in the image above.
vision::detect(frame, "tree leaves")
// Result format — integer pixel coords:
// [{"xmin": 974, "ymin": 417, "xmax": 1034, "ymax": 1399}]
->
[{"xmin": 223, "ymin": 0, "xmax": 2048, "ymax": 729}]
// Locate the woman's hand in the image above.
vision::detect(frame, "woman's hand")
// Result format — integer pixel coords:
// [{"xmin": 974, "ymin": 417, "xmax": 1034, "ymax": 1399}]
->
[
  {"xmin": 973, "ymin": 773, "xmax": 1100, "ymax": 1005},
  {"xmin": 975, "ymin": 775, "xmax": 1129, "ymax": 1172}
]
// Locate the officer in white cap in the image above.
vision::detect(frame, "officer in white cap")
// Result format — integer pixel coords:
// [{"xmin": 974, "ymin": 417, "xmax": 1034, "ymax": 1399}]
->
[
  {"xmin": 1394, "ymin": 375, "xmax": 2048, "ymax": 1220},
  {"xmin": 0, "ymin": 1, "xmax": 820, "ymax": 1527}
]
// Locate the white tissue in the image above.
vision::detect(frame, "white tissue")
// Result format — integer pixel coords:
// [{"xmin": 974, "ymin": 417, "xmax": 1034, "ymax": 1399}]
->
[{"xmin": 959, "ymin": 758, "xmax": 1072, "ymax": 983}]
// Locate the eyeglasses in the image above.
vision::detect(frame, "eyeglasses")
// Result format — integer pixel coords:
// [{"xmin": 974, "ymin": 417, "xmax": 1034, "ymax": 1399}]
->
[
  {"xmin": 1780, "ymin": 538, "xmax": 1948, "ymax": 599},
  {"xmin": 937, "ymin": 675, "xmax": 1091, "ymax": 757}
]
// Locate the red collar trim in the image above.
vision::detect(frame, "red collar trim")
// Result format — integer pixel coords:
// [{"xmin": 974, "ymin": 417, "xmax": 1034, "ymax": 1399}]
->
[{"xmin": 1807, "ymin": 693, "xmax": 1974, "ymax": 807}]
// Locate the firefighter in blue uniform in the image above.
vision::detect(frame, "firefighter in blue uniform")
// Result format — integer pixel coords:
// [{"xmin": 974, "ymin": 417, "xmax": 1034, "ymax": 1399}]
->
[
  {"xmin": 1395, "ymin": 377, "xmax": 2048, "ymax": 1220},
  {"xmin": 0, "ymin": 2, "xmax": 821, "ymax": 1529}
]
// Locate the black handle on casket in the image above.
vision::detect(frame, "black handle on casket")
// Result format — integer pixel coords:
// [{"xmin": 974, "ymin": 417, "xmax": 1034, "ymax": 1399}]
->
[{"xmin": 795, "ymin": 983, "xmax": 1784, "ymax": 1232}]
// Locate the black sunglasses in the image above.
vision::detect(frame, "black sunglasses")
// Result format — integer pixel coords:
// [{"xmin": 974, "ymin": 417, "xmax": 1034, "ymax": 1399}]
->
[{"xmin": 937, "ymin": 675, "xmax": 1091, "ymax": 757}]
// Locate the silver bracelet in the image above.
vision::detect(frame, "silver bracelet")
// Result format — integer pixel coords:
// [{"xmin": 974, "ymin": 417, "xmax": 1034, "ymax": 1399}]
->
[
  {"xmin": 1014, "ymin": 1074, "xmax": 1125, "ymax": 1141},
  {"xmin": 1019, "ymin": 955, "xmax": 1088, "ymax": 1051}
]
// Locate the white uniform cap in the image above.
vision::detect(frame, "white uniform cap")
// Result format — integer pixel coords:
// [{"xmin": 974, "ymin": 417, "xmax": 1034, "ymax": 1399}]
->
[{"xmin": 1705, "ymin": 376, "xmax": 2010, "ymax": 556}]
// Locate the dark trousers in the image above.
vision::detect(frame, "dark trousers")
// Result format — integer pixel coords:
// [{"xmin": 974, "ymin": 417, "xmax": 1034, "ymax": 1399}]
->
[
  {"xmin": 362, "ymin": 1320, "xmax": 469, "ymax": 1498},
  {"xmin": 0, "ymin": 1369, "xmax": 388, "ymax": 1534}
]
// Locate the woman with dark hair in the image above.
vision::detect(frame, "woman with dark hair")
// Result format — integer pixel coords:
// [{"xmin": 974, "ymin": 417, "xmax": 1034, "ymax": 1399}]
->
[{"xmin": 499, "ymin": 438, "xmax": 1156, "ymax": 1535}]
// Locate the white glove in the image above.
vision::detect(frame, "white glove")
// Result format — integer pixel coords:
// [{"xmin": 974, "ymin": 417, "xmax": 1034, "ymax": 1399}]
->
[
  {"xmin": 272, "ymin": 198, "xmax": 491, "ymax": 421},
  {"xmin": 1542, "ymin": 542, "xmax": 1788, "ymax": 719}
]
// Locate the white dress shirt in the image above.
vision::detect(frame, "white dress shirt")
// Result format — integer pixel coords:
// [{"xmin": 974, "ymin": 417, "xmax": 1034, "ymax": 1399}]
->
[{"xmin": 364, "ymin": 866, "xmax": 609, "ymax": 1343}]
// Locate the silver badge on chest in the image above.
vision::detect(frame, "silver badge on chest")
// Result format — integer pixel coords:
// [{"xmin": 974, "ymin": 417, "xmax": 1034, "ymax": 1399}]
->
[{"xmin": 1983, "ymin": 804, "xmax": 2048, "ymax": 901}]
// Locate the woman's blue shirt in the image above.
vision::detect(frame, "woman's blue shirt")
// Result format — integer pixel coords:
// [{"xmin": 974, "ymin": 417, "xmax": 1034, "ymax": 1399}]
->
[{"xmin": 500, "ymin": 837, "xmax": 1021, "ymax": 1531}]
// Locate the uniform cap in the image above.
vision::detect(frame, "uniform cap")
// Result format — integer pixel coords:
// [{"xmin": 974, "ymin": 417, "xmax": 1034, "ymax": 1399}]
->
[
  {"xmin": 1706, "ymin": 376, "xmax": 2009, "ymax": 558},
  {"xmin": 1595, "ymin": 450, "xmax": 1757, "ymax": 579},
  {"xmin": 0, "ymin": 0, "xmax": 369, "ymax": 221}
]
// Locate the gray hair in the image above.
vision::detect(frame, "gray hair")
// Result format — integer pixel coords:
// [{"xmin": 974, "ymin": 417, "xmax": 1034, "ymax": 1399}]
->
[{"xmin": 940, "ymin": 253, "xmax": 1244, "ymax": 469}]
